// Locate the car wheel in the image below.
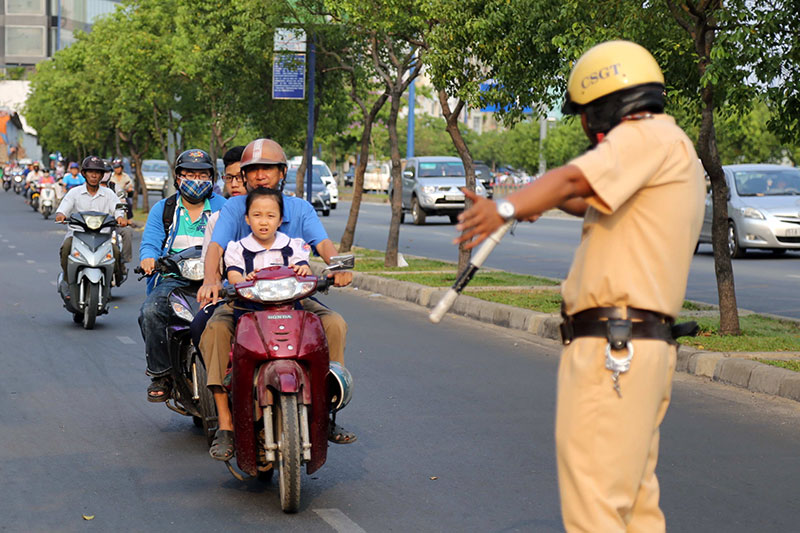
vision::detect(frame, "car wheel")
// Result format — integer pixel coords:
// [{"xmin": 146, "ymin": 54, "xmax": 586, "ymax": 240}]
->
[
  {"xmin": 323, "ymin": 209, "xmax": 330, "ymax": 217},
  {"xmin": 728, "ymin": 221, "xmax": 746, "ymax": 258},
  {"xmin": 411, "ymin": 197, "xmax": 426, "ymax": 225},
  {"xmin": 331, "ymin": 202, "xmax": 337, "ymax": 210},
  {"xmin": 449, "ymin": 215, "xmax": 459, "ymax": 224},
  {"xmin": 399, "ymin": 211, "xmax": 405, "ymax": 224}
]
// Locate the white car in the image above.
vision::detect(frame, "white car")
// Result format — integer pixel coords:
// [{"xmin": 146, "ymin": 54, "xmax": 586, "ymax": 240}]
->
[
  {"xmin": 288, "ymin": 157, "xmax": 338, "ymax": 209},
  {"xmin": 363, "ymin": 162, "xmax": 391, "ymax": 192}
]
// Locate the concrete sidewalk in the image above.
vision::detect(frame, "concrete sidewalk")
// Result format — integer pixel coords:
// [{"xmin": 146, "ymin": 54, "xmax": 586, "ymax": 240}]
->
[{"xmin": 344, "ymin": 269, "xmax": 800, "ymax": 403}]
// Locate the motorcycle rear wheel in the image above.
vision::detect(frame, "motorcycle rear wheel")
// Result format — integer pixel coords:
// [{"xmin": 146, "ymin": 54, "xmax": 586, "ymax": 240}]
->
[
  {"xmin": 278, "ymin": 393, "xmax": 302, "ymax": 513},
  {"xmin": 193, "ymin": 357, "xmax": 217, "ymax": 446},
  {"xmin": 82, "ymin": 282, "xmax": 99, "ymax": 329}
]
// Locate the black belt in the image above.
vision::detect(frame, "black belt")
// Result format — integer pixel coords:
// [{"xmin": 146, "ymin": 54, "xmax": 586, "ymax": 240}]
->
[{"xmin": 560, "ymin": 305, "xmax": 698, "ymax": 347}]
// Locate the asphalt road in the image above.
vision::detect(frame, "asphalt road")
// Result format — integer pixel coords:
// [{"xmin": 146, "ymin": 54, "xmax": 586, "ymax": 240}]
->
[
  {"xmin": 1, "ymin": 190, "xmax": 799, "ymax": 531},
  {"xmin": 324, "ymin": 199, "xmax": 800, "ymax": 318}
]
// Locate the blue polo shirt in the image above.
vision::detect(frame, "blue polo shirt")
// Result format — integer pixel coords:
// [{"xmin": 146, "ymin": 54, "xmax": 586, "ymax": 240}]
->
[{"xmin": 211, "ymin": 194, "xmax": 329, "ymax": 254}]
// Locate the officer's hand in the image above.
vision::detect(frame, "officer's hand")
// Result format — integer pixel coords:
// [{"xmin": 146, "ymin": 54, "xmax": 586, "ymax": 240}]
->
[
  {"xmin": 329, "ymin": 270, "xmax": 353, "ymax": 287},
  {"xmin": 55, "ymin": 213, "xmax": 66, "ymax": 223},
  {"xmin": 198, "ymin": 281, "xmax": 223, "ymax": 306},
  {"xmin": 116, "ymin": 217, "xmax": 128, "ymax": 227},
  {"xmin": 453, "ymin": 189, "xmax": 504, "ymax": 250},
  {"xmin": 140, "ymin": 258, "xmax": 155, "ymax": 276}
]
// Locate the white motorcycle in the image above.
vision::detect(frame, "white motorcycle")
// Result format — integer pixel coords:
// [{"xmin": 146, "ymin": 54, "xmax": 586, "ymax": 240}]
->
[
  {"xmin": 39, "ymin": 182, "xmax": 57, "ymax": 219},
  {"xmin": 57, "ymin": 211, "xmax": 121, "ymax": 329}
]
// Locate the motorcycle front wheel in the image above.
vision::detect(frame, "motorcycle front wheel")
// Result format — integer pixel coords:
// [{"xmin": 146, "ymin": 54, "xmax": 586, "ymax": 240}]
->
[
  {"xmin": 82, "ymin": 282, "xmax": 100, "ymax": 329},
  {"xmin": 278, "ymin": 393, "xmax": 302, "ymax": 513}
]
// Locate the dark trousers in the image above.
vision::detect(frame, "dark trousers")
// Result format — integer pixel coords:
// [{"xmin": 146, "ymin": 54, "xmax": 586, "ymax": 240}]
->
[{"xmin": 138, "ymin": 277, "xmax": 191, "ymax": 377}]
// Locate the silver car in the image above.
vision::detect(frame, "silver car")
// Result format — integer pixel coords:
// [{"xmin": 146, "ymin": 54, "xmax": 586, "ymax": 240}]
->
[
  {"xmin": 140, "ymin": 159, "xmax": 170, "ymax": 194},
  {"xmin": 392, "ymin": 156, "xmax": 487, "ymax": 225},
  {"xmin": 698, "ymin": 164, "xmax": 800, "ymax": 257}
]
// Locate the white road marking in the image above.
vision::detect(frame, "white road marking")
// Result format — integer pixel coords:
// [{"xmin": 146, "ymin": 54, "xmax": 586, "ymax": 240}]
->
[
  {"xmin": 116, "ymin": 336, "xmax": 136, "ymax": 345},
  {"xmin": 788, "ymin": 275, "xmax": 800, "ymax": 279},
  {"xmin": 36, "ymin": 269, "xmax": 46, "ymax": 274},
  {"xmin": 8, "ymin": 245, "xmax": 16, "ymax": 249},
  {"xmin": 16, "ymin": 252, "xmax": 23, "ymax": 256},
  {"xmin": 50, "ymin": 281, "xmax": 57, "ymax": 286},
  {"xmin": 26, "ymin": 260, "xmax": 35, "ymax": 264},
  {"xmin": 313, "ymin": 509, "xmax": 367, "ymax": 533},
  {"xmin": 1, "ymin": 239, "xmax": 8, "ymax": 243}
]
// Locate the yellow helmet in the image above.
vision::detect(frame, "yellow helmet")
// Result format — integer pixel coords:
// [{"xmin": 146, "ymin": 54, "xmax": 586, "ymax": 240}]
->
[{"xmin": 562, "ymin": 40, "xmax": 665, "ymax": 141}]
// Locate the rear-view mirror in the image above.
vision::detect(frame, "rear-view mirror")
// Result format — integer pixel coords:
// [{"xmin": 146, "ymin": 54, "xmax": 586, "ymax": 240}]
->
[{"xmin": 326, "ymin": 254, "xmax": 355, "ymax": 271}]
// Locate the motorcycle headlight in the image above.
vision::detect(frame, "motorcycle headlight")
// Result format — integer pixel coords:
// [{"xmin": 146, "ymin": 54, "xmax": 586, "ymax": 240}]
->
[
  {"xmin": 171, "ymin": 301, "xmax": 195, "ymax": 322},
  {"xmin": 84, "ymin": 215, "xmax": 105, "ymax": 230},
  {"xmin": 741, "ymin": 207, "xmax": 766, "ymax": 220},
  {"xmin": 237, "ymin": 278, "xmax": 316, "ymax": 303},
  {"xmin": 421, "ymin": 185, "xmax": 437, "ymax": 194},
  {"xmin": 178, "ymin": 258, "xmax": 205, "ymax": 280}
]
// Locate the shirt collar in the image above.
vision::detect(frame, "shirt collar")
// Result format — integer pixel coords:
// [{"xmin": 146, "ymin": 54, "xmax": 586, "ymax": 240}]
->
[{"xmin": 241, "ymin": 231, "xmax": 290, "ymax": 253}]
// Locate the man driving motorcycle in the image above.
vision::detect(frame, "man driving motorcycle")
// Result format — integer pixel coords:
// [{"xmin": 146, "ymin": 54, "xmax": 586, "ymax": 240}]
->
[
  {"xmin": 106, "ymin": 159, "xmax": 135, "ymax": 218},
  {"xmin": 55, "ymin": 156, "xmax": 128, "ymax": 287},
  {"xmin": 138, "ymin": 149, "xmax": 227, "ymax": 402},
  {"xmin": 197, "ymin": 138, "xmax": 356, "ymax": 461}
]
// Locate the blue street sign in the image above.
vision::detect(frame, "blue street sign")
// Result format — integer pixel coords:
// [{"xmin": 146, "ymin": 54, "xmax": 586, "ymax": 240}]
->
[{"xmin": 273, "ymin": 54, "xmax": 306, "ymax": 100}]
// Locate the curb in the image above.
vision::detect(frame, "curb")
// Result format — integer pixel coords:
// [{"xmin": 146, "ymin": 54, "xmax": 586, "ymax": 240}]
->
[{"xmin": 347, "ymin": 270, "xmax": 800, "ymax": 403}]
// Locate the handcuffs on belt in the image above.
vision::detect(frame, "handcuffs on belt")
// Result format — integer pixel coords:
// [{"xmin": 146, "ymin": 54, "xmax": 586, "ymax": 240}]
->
[{"xmin": 560, "ymin": 304, "xmax": 699, "ymax": 398}]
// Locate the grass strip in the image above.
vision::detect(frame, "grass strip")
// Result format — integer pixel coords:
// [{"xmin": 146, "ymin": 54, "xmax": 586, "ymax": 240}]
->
[
  {"xmin": 375, "ymin": 271, "xmax": 560, "ymax": 287},
  {"xmin": 466, "ymin": 289, "xmax": 564, "ymax": 314},
  {"xmin": 757, "ymin": 359, "xmax": 800, "ymax": 372},
  {"xmin": 681, "ymin": 315, "xmax": 800, "ymax": 352}
]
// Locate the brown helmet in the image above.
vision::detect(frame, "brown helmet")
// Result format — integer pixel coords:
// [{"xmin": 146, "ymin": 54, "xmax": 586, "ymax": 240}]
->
[{"xmin": 240, "ymin": 138, "xmax": 287, "ymax": 170}]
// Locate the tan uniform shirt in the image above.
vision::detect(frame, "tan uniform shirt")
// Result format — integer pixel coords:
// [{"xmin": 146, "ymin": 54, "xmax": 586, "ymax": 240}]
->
[{"xmin": 561, "ymin": 114, "xmax": 705, "ymax": 319}]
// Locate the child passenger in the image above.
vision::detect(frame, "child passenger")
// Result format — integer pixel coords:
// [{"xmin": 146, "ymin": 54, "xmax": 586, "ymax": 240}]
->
[{"xmin": 224, "ymin": 187, "xmax": 312, "ymax": 286}]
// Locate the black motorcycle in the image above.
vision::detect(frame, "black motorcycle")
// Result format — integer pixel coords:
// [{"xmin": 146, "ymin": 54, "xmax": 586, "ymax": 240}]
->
[{"xmin": 134, "ymin": 246, "xmax": 217, "ymax": 442}]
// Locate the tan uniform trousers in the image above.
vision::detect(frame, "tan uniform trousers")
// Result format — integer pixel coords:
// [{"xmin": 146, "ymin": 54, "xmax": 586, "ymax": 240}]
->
[
  {"xmin": 199, "ymin": 298, "xmax": 347, "ymax": 388},
  {"xmin": 555, "ymin": 337, "xmax": 676, "ymax": 533}
]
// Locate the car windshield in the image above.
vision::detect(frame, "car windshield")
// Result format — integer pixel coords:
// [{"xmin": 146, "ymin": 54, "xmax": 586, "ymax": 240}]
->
[
  {"xmin": 142, "ymin": 160, "xmax": 168, "ymax": 173},
  {"xmin": 733, "ymin": 169, "xmax": 800, "ymax": 196},
  {"xmin": 285, "ymin": 168, "xmax": 326, "ymax": 187},
  {"xmin": 418, "ymin": 161, "xmax": 465, "ymax": 177},
  {"xmin": 314, "ymin": 163, "xmax": 332, "ymax": 178}
]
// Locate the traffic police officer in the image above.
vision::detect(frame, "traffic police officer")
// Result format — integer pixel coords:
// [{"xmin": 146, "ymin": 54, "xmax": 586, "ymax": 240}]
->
[{"xmin": 455, "ymin": 40, "xmax": 705, "ymax": 531}]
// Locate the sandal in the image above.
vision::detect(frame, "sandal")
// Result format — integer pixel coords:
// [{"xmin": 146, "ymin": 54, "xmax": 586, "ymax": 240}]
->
[
  {"xmin": 209, "ymin": 430, "xmax": 235, "ymax": 461},
  {"xmin": 328, "ymin": 422, "xmax": 357, "ymax": 444},
  {"xmin": 147, "ymin": 377, "xmax": 171, "ymax": 403}
]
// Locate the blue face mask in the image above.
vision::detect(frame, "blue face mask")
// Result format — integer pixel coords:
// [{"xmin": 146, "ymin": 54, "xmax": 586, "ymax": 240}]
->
[{"xmin": 179, "ymin": 179, "xmax": 212, "ymax": 203}]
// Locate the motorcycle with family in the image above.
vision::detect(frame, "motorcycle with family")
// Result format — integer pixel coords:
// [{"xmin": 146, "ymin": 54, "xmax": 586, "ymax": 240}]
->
[{"xmin": 52, "ymin": 140, "xmax": 356, "ymax": 513}]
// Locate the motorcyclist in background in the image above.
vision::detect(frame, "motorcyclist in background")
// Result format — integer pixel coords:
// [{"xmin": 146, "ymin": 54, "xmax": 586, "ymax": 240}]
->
[
  {"xmin": 62, "ymin": 162, "xmax": 86, "ymax": 190},
  {"xmin": 107, "ymin": 159, "xmax": 135, "ymax": 218},
  {"xmin": 55, "ymin": 155, "xmax": 129, "ymax": 290}
]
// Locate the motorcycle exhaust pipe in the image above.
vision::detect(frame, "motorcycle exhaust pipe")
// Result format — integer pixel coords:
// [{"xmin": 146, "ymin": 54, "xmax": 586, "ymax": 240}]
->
[
  {"xmin": 429, "ymin": 220, "xmax": 514, "ymax": 324},
  {"xmin": 263, "ymin": 406, "xmax": 277, "ymax": 462}
]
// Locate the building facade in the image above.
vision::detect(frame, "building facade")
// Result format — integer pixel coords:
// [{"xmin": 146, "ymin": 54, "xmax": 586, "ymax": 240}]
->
[{"xmin": 1, "ymin": 0, "xmax": 119, "ymax": 68}]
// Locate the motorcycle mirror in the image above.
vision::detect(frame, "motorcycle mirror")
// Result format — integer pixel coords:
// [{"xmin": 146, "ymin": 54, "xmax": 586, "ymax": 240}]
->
[{"xmin": 325, "ymin": 254, "xmax": 355, "ymax": 271}]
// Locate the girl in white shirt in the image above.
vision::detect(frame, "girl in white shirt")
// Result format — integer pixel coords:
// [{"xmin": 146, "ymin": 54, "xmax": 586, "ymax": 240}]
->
[{"xmin": 224, "ymin": 187, "xmax": 312, "ymax": 284}]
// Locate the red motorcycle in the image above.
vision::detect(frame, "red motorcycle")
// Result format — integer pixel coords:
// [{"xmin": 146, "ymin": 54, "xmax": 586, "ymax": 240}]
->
[{"xmin": 222, "ymin": 256, "xmax": 354, "ymax": 513}]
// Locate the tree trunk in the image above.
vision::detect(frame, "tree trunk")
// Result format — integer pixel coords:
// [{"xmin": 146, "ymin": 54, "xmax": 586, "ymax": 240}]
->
[
  {"xmin": 690, "ymin": 7, "xmax": 740, "ymax": 335},
  {"xmin": 340, "ymin": 91, "xmax": 390, "ymax": 252},
  {"xmin": 438, "ymin": 92, "xmax": 476, "ymax": 273},
  {"xmin": 384, "ymin": 88, "xmax": 404, "ymax": 267}
]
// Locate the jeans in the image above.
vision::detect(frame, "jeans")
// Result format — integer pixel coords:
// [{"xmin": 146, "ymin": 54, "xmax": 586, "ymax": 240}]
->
[{"xmin": 138, "ymin": 277, "xmax": 192, "ymax": 377}]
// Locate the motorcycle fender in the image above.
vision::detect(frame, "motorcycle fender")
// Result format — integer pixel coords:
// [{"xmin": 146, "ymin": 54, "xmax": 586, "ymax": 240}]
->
[
  {"xmin": 77, "ymin": 268, "xmax": 104, "ymax": 284},
  {"xmin": 256, "ymin": 360, "xmax": 311, "ymax": 406}
]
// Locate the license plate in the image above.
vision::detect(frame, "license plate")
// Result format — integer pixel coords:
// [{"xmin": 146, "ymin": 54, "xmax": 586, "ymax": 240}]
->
[
  {"xmin": 445, "ymin": 194, "xmax": 464, "ymax": 201},
  {"xmin": 785, "ymin": 228, "xmax": 800, "ymax": 236}
]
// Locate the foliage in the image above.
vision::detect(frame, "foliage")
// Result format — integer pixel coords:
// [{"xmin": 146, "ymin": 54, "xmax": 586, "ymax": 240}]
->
[
  {"xmin": 682, "ymin": 314, "xmax": 800, "ymax": 352},
  {"xmin": 758, "ymin": 359, "xmax": 800, "ymax": 372}
]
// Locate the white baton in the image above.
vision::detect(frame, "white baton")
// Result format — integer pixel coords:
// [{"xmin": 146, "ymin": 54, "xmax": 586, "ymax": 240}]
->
[{"xmin": 429, "ymin": 220, "xmax": 514, "ymax": 324}]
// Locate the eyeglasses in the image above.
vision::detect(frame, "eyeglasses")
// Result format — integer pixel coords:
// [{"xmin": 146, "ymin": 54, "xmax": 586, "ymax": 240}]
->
[
  {"xmin": 179, "ymin": 171, "xmax": 211, "ymax": 180},
  {"xmin": 223, "ymin": 174, "xmax": 245, "ymax": 183}
]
